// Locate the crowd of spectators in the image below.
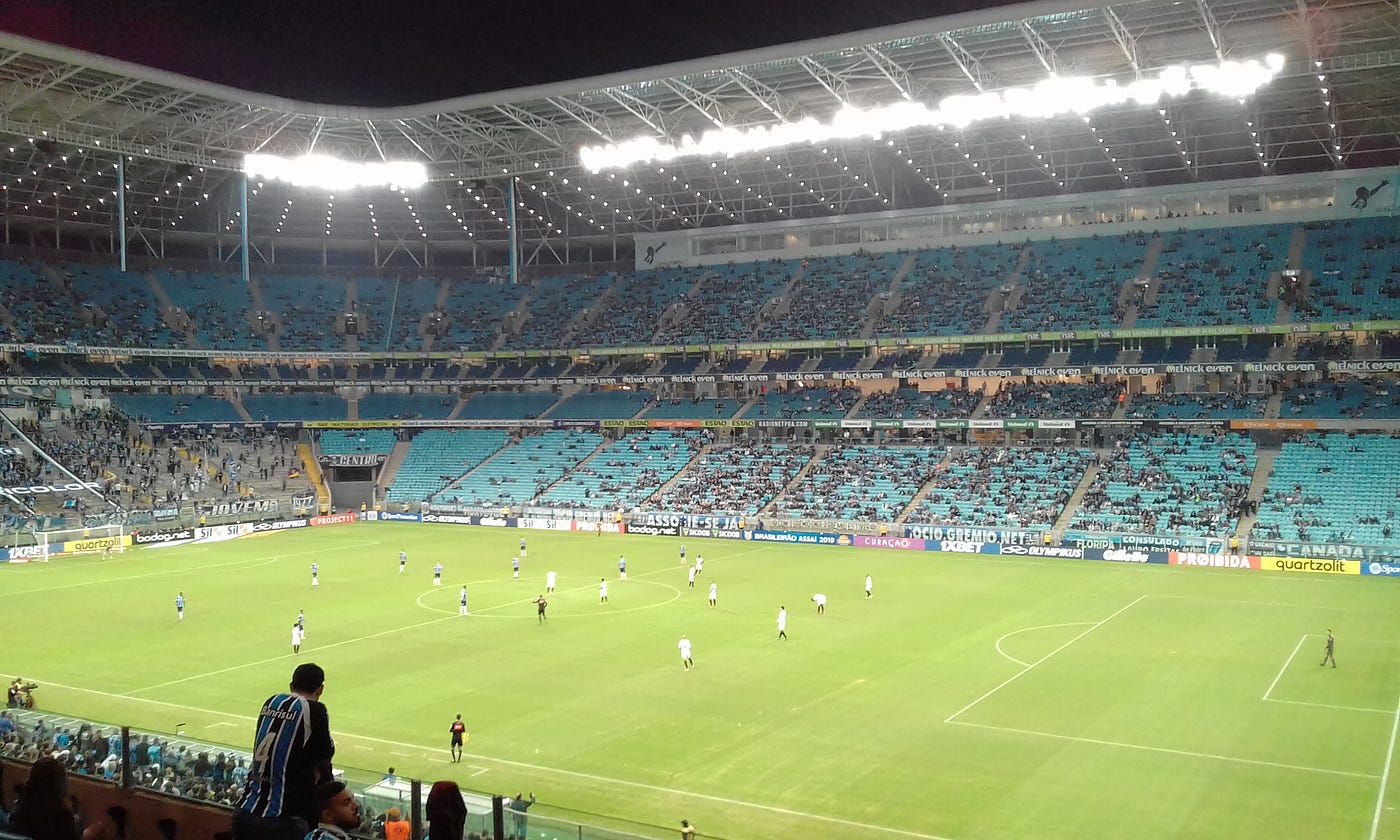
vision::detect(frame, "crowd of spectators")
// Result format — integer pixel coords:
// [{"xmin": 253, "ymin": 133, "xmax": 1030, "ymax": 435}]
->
[
  {"xmin": 909, "ymin": 446, "xmax": 1092, "ymax": 528},
  {"xmin": 1072, "ymin": 431, "xmax": 1255, "ymax": 536},
  {"xmin": 752, "ymin": 255, "xmax": 892, "ymax": 341},
  {"xmin": 658, "ymin": 443, "xmax": 816, "ymax": 515},
  {"xmin": 856, "ymin": 386, "xmax": 981, "ymax": 418},
  {"xmin": 1005, "ymin": 235, "xmax": 1140, "ymax": 332},
  {"xmin": 873, "ymin": 244, "xmax": 1019, "ymax": 337},
  {"xmin": 654, "ymin": 263, "xmax": 792, "ymax": 344},
  {"xmin": 1127, "ymin": 390, "xmax": 1268, "ymax": 420},
  {"xmin": 1282, "ymin": 378, "xmax": 1400, "ymax": 419},
  {"xmin": 983, "ymin": 381, "xmax": 1122, "ymax": 419},
  {"xmin": 743, "ymin": 387, "xmax": 861, "ymax": 419},
  {"xmin": 771, "ymin": 444, "xmax": 940, "ymax": 520}
]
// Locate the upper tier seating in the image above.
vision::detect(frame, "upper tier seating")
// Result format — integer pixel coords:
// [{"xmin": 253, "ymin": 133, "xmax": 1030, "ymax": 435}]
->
[
  {"xmin": 0, "ymin": 260, "xmax": 73, "ymax": 343},
  {"xmin": 318, "ymin": 429, "xmax": 397, "ymax": 454},
  {"xmin": 439, "ymin": 279, "xmax": 521, "ymax": 351},
  {"xmin": 873, "ymin": 243, "xmax": 1021, "ymax": 337},
  {"xmin": 1070, "ymin": 431, "xmax": 1256, "ymax": 537},
  {"xmin": 909, "ymin": 446, "xmax": 1095, "ymax": 528},
  {"xmin": 654, "ymin": 263, "xmax": 792, "ymax": 344},
  {"xmin": 437, "ymin": 429, "xmax": 605, "ymax": 507},
  {"xmin": 358, "ymin": 276, "xmax": 441, "ymax": 352},
  {"xmin": 257, "ymin": 276, "xmax": 346, "ymax": 351},
  {"xmin": 385, "ymin": 429, "xmax": 510, "ymax": 503},
  {"xmin": 754, "ymin": 254, "xmax": 897, "ymax": 341},
  {"xmin": 65, "ymin": 265, "xmax": 175, "ymax": 347},
  {"xmin": 741, "ymin": 387, "xmax": 860, "ymax": 419},
  {"xmin": 583, "ymin": 268, "xmax": 701, "ymax": 347},
  {"xmin": 154, "ymin": 269, "xmax": 262, "ymax": 349},
  {"xmin": 1297, "ymin": 218, "xmax": 1400, "ymax": 321},
  {"xmin": 1137, "ymin": 224, "xmax": 1286, "ymax": 327},
  {"xmin": 1250, "ymin": 433, "xmax": 1400, "ymax": 546},
  {"xmin": 504, "ymin": 274, "xmax": 614, "ymax": 349},
  {"xmin": 538, "ymin": 430, "xmax": 700, "ymax": 509},
  {"xmin": 771, "ymin": 444, "xmax": 942, "ymax": 519},
  {"xmin": 658, "ymin": 443, "xmax": 816, "ymax": 515},
  {"xmin": 1005, "ymin": 235, "xmax": 1142, "ymax": 331}
]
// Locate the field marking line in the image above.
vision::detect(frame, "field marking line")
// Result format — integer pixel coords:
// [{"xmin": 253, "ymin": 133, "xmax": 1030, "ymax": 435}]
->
[
  {"xmin": 17, "ymin": 676, "xmax": 958, "ymax": 840},
  {"xmin": 994, "ymin": 622, "xmax": 1094, "ymax": 667},
  {"xmin": 121, "ymin": 612, "xmax": 462, "ymax": 696},
  {"xmin": 1369, "ymin": 686, "xmax": 1400, "ymax": 840},
  {"xmin": 1263, "ymin": 635, "xmax": 1310, "ymax": 701},
  {"xmin": 1153, "ymin": 593, "xmax": 1400, "ymax": 618},
  {"xmin": 1265, "ymin": 698, "xmax": 1396, "ymax": 715},
  {"xmin": 465, "ymin": 765, "xmax": 490, "ymax": 777},
  {"xmin": 946, "ymin": 593, "xmax": 1148, "ymax": 724},
  {"xmin": 0, "ymin": 542, "xmax": 379, "ymax": 599},
  {"xmin": 948, "ymin": 719, "xmax": 1380, "ymax": 781},
  {"xmin": 206, "ymin": 721, "xmax": 236, "ymax": 729}
]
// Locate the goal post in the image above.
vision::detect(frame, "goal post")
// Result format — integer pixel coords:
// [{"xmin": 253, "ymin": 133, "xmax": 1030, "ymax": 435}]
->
[{"xmin": 31, "ymin": 523, "xmax": 129, "ymax": 558}]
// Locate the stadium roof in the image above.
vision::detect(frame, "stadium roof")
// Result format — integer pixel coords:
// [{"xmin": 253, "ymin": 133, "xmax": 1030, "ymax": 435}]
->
[{"xmin": 0, "ymin": 0, "xmax": 1397, "ymax": 262}]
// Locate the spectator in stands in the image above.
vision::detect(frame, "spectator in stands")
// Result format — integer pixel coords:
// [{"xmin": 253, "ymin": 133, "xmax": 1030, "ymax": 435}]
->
[
  {"xmin": 9, "ymin": 757, "xmax": 80, "ymax": 840},
  {"xmin": 231, "ymin": 663, "xmax": 335, "ymax": 840},
  {"xmin": 304, "ymin": 781, "xmax": 361, "ymax": 840}
]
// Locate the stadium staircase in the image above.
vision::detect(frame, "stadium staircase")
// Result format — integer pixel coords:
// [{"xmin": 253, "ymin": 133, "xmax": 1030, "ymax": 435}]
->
[
  {"xmin": 376, "ymin": 439, "xmax": 413, "ymax": 502},
  {"xmin": 428, "ymin": 444, "xmax": 514, "ymax": 502},
  {"xmin": 445, "ymin": 395, "xmax": 469, "ymax": 420},
  {"xmin": 982, "ymin": 244, "xmax": 1034, "ymax": 333},
  {"xmin": 343, "ymin": 279, "xmax": 359, "ymax": 353},
  {"xmin": 860, "ymin": 253, "xmax": 918, "ymax": 338},
  {"xmin": 749, "ymin": 263, "xmax": 808, "ymax": 340},
  {"xmin": 418, "ymin": 279, "xmax": 454, "ymax": 353},
  {"xmin": 345, "ymin": 396, "xmax": 359, "ymax": 422},
  {"xmin": 533, "ymin": 436, "xmax": 614, "ymax": 499},
  {"xmin": 760, "ymin": 444, "xmax": 828, "ymax": 515},
  {"xmin": 145, "ymin": 272, "xmax": 202, "ymax": 348},
  {"xmin": 247, "ymin": 279, "xmax": 279, "ymax": 351},
  {"xmin": 1233, "ymin": 445, "xmax": 1279, "ymax": 539},
  {"xmin": 1051, "ymin": 458, "xmax": 1105, "ymax": 534},
  {"xmin": 0, "ymin": 299, "xmax": 18, "ymax": 335},
  {"xmin": 894, "ymin": 449, "xmax": 956, "ymax": 522},
  {"xmin": 229, "ymin": 393, "xmax": 252, "ymax": 422},
  {"xmin": 296, "ymin": 442, "xmax": 333, "ymax": 512},
  {"xmin": 1271, "ymin": 226, "xmax": 1311, "ymax": 323},
  {"xmin": 1116, "ymin": 236, "xmax": 1165, "ymax": 329}
]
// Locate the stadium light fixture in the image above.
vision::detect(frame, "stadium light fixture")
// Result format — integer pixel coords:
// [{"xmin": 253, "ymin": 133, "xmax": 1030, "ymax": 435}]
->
[
  {"xmin": 579, "ymin": 54, "xmax": 1285, "ymax": 172},
  {"xmin": 243, "ymin": 153, "xmax": 427, "ymax": 191}
]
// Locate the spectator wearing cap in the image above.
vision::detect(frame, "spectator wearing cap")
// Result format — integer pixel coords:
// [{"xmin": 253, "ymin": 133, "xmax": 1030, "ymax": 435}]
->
[
  {"xmin": 232, "ymin": 663, "xmax": 336, "ymax": 840},
  {"xmin": 304, "ymin": 781, "xmax": 361, "ymax": 840},
  {"xmin": 383, "ymin": 807, "xmax": 409, "ymax": 840}
]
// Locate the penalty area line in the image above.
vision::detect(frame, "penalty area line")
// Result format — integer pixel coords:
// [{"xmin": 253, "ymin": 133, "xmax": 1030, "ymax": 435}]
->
[{"xmin": 24, "ymin": 677, "xmax": 957, "ymax": 839}]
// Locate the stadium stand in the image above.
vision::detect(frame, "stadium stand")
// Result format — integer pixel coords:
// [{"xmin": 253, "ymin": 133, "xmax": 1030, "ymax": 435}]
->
[
  {"xmin": 1127, "ymin": 391, "xmax": 1269, "ymax": 419},
  {"xmin": 1004, "ymin": 235, "xmax": 1140, "ymax": 331},
  {"xmin": 548, "ymin": 390, "xmax": 652, "ymax": 419},
  {"xmin": 1296, "ymin": 217, "xmax": 1400, "ymax": 321},
  {"xmin": 436, "ymin": 429, "xmax": 605, "ymax": 507},
  {"xmin": 385, "ymin": 428, "xmax": 510, "ymax": 503},
  {"xmin": 457, "ymin": 392, "xmax": 558, "ymax": 419},
  {"xmin": 538, "ymin": 430, "xmax": 701, "ymax": 509},
  {"xmin": 1070, "ymin": 431, "xmax": 1256, "ymax": 537},
  {"xmin": 983, "ymin": 381, "xmax": 1122, "ymax": 419},
  {"xmin": 657, "ymin": 443, "xmax": 816, "ymax": 515},
  {"xmin": 503, "ymin": 274, "xmax": 613, "ymax": 349},
  {"xmin": 873, "ymin": 243, "xmax": 1020, "ymax": 336},
  {"xmin": 855, "ymin": 386, "xmax": 981, "ymax": 418},
  {"xmin": 583, "ymin": 268, "xmax": 700, "ymax": 347},
  {"xmin": 241, "ymin": 392, "xmax": 348, "ymax": 421},
  {"xmin": 642, "ymin": 397, "xmax": 741, "ymax": 419},
  {"xmin": 753, "ymin": 254, "xmax": 895, "ymax": 341},
  {"xmin": 741, "ymin": 387, "xmax": 860, "ymax": 419},
  {"xmin": 358, "ymin": 392, "xmax": 457, "ymax": 420},
  {"xmin": 1250, "ymin": 433, "xmax": 1400, "ymax": 545},
  {"xmin": 318, "ymin": 429, "xmax": 397, "ymax": 454},
  {"xmin": 771, "ymin": 444, "xmax": 941, "ymax": 519},
  {"xmin": 438, "ymin": 278, "xmax": 520, "ymax": 351},
  {"xmin": 653, "ymin": 263, "xmax": 792, "ymax": 344},
  {"xmin": 909, "ymin": 446, "xmax": 1094, "ymax": 528},
  {"xmin": 1136, "ymin": 224, "xmax": 1286, "ymax": 327},
  {"xmin": 1280, "ymin": 378, "xmax": 1400, "ymax": 419},
  {"xmin": 153, "ymin": 269, "xmax": 262, "ymax": 349}
]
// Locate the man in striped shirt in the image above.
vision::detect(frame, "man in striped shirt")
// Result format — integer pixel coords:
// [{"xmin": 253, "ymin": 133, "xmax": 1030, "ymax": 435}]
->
[{"xmin": 232, "ymin": 663, "xmax": 335, "ymax": 840}]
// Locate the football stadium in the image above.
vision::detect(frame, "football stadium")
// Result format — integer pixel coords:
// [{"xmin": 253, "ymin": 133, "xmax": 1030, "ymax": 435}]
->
[{"xmin": 2, "ymin": 0, "xmax": 1400, "ymax": 838}]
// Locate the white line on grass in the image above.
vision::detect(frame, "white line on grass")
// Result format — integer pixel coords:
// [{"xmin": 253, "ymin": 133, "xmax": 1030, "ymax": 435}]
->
[
  {"xmin": 1369, "ymin": 688, "xmax": 1400, "ymax": 840},
  {"xmin": 949, "ymin": 719, "xmax": 1379, "ymax": 781},
  {"xmin": 17, "ymin": 677, "xmax": 959, "ymax": 840},
  {"xmin": 1265, "ymin": 698, "xmax": 1396, "ymax": 715},
  {"xmin": 946, "ymin": 593, "xmax": 1147, "ymax": 724},
  {"xmin": 121, "ymin": 612, "xmax": 462, "ymax": 696},
  {"xmin": 1263, "ymin": 635, "xmax": 1310, "ymax": 701},
  {"xmin": 993, "ymin": 622, "xmax": 1094, "ymax": 667}
]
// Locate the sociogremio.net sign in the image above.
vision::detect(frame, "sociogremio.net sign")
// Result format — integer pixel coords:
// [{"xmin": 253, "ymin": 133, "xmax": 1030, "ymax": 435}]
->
[{"xmin": 1260, "ymin": 556, "xmax": 1360, "ymax": 575}]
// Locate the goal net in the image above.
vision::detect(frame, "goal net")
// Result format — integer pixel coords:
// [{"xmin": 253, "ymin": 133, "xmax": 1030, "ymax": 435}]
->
[{"xmin": 29, "ymin": 523, "xmax": 129, "ymax": 559}]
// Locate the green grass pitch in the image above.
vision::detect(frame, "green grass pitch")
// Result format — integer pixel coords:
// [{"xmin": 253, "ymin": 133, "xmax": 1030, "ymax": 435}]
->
[{"xmin": 5, "ymin": 522, "xmax": 1400, "ymax": 840}]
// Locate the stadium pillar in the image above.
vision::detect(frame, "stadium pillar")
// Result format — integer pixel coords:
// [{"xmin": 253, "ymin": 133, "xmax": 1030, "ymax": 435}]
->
[
  {"xmin": 507, "ymin": 177, "xmax": 519, "ymax": 285},
  {"xmin": 240, "ymin": 172, "xmax": 251, "ymax": 286},
  {"xmin": 409, "ymin": 778, "xmax": 423, "ymax": 840},
  {"xmin": 116, "ymin": 156, "xmax": 127, "ymax": 272}
]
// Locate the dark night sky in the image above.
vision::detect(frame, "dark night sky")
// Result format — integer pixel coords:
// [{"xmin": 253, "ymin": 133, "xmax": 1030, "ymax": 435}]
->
[{"xmin": 0, "ymin": 0, "xmax": 1018, "ymax": 107}]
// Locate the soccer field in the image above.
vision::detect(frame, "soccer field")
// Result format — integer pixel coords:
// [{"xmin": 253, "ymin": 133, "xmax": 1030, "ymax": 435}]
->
[{"xmin": 6, "ymin": 522, "xmax": 1400, "ymax": 840}]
